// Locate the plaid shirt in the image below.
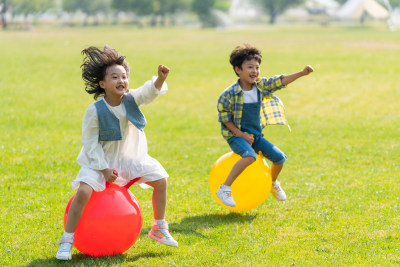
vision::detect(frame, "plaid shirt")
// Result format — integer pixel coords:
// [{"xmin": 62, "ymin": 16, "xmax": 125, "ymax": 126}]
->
[{"xmin": 217, "ymin": 75, "xmax": 291, "ymax": 140}]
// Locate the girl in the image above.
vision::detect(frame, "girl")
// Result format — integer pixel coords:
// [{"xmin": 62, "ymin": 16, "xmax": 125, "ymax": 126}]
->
[{"xmin": 56, "ymin": 45, "xmax": 178, "ymax": 261}]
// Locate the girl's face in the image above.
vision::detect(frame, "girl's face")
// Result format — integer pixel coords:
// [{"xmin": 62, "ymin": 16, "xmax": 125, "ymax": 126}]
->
[
  {"xmin": 235, "ymin": 58, "xmax": 260, "ymax": 90},
  {"xmin": 99, "ymin": 64, "xmax": 129, "ymax": 98}
]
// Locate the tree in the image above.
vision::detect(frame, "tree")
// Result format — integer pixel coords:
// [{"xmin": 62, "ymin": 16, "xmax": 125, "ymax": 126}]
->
[
  {"xmin": 112, "ymin": 0, "xmax": 189, "ymax": 26},
  {"xmin": 2, "ymin": 0, "xmax": 56, "ymax": 29},
  {"xmin": 256, "ymin": 0, "xmax": 305, "ymax": 24},
  {"xmin": 152, "ymin": 0, "xmax": 190, "ymax": 26},
  {"xmin": 111, "ymin": 0, "xmax": 153, "ymax": 16},
  {"xmin": 336, "ymin": 0, "xmax": 400, "ymax": 8},
  {"xmin": 192, "ymin": 0, "xmax": 214, "ymax": 27},
  {"xmin": 1, "ymin": 0, "xmax": 6, "ymax": 29},
  {"xmin": 381, "ymin": 0, "xmax": 400, "ymax": 8},
  {"xmin": 192, "ymin": 0, "xmax": 229, "ymax": 27},
  {"xmin": 10, "ymin": 0, "xmax": 56, "ymax": 15},
  {"xmin": 63, "ymin": 0, "xmax": 112, "ymax": 25}
]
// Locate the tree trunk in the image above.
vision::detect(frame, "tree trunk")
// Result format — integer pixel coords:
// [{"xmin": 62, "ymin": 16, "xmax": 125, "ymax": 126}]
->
[
  {"xmin": 266, "ymin": 2, "xmax": 279, "ymax": 25},
  {"xmin": 1, "ymin": 0, "xmax": 7, "ymax": 29},
  {"xmin": 150, "ymin": 14, "xmax": 157, "ymax": 27}
]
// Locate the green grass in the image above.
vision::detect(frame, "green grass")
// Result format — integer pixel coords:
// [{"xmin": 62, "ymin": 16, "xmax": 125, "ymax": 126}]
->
[{"xmin": 1, "ymin": 24, "xmax": 399, "ymax": 266}]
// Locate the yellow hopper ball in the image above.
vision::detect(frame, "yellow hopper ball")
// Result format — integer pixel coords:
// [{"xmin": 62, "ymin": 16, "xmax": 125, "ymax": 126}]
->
[{"xmin": 209, "ymin": 152, "xmax": 272, "ymax": 212}]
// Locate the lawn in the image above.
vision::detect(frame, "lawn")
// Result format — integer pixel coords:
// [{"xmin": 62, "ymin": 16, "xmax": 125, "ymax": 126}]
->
[{"xmin": 0, "ymin": 24, "xmax": 399, "ymax": 266}]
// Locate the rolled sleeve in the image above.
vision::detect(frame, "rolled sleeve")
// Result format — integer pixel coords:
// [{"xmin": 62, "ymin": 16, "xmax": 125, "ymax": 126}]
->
[
  {"xmin": 259, "ymin": 75, "xmax": 287, "ymax": 94},
  {"xmin": 130, "ymin": 76, "xmax": 168, "ymax": 106},
  {"xmin": 217, "ymin": 94, "xmax": 233, "ymax": 123},
  {"xmin": 151, "ymin": 76, "xmax": 168, "ymax": 95}
]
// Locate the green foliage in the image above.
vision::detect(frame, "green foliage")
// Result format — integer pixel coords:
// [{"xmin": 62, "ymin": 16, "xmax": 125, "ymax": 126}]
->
[
  {"xmin": 191, "ymin": 0, "xmax": 228, "ymax": 27},
  {"xmin": 111, "ymin": 0, "xmax": 153, "ymax": 15},
  {"xmin": 8, "ymin": 0, "xmax": 56, "ymax": 14},
  {"xmin": 383, "ymin": 0, "xmax": 400, "ymax": 8},
  {"xmin": 256, "ymin": 0, "xmax": 306, "ymax": 24},
  {"xmin": 62, "ymin": 0, "xmax": 112, "ymax": 15},
  {"xmin": 153, "ymin": 0, "xmax": 191, "ymax": 15},
  {"xmin": 0, "ymin": 25, "xmax": 399, "ymax": 266},
  {"xmin": 111, "ymin": 0, "xmax": 190, "ymax": 26},
  {"xmin": 335, "ymin": 0, "xmax": 400, "ymax": 8},
  {"xmin": 214, "ymin": 0, "xmax": 231, "ymax": 11},
  {"xmin": 191, "ymin": 0, "xmax": 214, "ymax": 16}
]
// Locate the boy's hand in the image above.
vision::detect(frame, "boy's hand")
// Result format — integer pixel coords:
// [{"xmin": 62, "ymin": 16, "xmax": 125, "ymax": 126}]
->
[
  {"xmin": 158, "ymin": 64, "xmax": 170, "ymax": 80},
  {"xmin": 281, "ymin": 65, "xmax": 314, "ymax": 85},
  {"xmin": 241, "ymin": 132, "xmax": 254, "ymax": 146},
  {"xmin": 302, "ymin": 65, "xmax": 314, "ymax": 76}
]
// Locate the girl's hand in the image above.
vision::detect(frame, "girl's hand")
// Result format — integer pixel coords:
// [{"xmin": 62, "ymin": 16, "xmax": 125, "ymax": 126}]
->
[
  {"xmin": 241, "ymin": 132, "xmax": 254, "ymax": 146},
  {"xmin": 154, "ymin": 65, "xmax": 170, "ymax": 90},
  {"xmin": 101, "ymin": 168, "xmax": 118, "ymax": 183},
  {"xmin": 158, "ymin": 64, "xmax": 170, "ymax": 80},
  {"xmin": 302, "ymin": 65, "xmax": 314, "ymax": 76}
]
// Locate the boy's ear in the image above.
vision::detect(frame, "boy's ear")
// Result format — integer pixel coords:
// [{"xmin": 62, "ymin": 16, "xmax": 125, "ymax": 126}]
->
[{"xmin": 234, "ymin": 66, "xmax": 241, "ymax": 74}]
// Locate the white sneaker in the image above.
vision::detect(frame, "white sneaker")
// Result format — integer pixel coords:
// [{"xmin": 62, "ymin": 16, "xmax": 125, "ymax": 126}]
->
[
  {"xmin": 216, "ymin": 185, "xmax": 236, "ymax": 207},
  {"xmin": 148, "ymin": 222, "xmax": 178, "ymax": 247},
  {"xmin": 56, "ymin": 237, "xmax": 74, "ymax": 260},
  {"xmin": 271, "ymin": 180, "xmax": 286, "ymax": 201}
]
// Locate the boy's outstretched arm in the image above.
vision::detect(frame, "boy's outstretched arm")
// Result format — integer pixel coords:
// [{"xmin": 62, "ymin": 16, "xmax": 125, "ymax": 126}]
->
[
  {"xmin": 281, "ymin": 65, "xmax": 314, "ymax": 86},
  {"xmin": 154, "ymin": 64, "xmax": 170, "ymax": 90}
]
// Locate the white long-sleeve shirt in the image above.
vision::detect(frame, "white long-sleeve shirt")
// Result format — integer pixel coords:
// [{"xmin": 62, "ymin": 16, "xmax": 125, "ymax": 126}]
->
[{"xmin": 72, "ymin": 77, "xmax": 168, "ymax": 191}]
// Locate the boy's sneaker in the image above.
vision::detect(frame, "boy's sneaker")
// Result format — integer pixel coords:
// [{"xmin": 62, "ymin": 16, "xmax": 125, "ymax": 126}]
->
[
  {"xmin": 271, "ymin": 180, "xmax": 286, "ymax": 201},
  {"xmin": 148, "ymin": 222, "xmax": 178, "ymax": 247},
  {"xmin": 56, "ymin": 237, "xmax": 74, "ymax": 260},
  {"xmin": 216, "ymin": 185, "xmax": 236, "ymax": 207}
]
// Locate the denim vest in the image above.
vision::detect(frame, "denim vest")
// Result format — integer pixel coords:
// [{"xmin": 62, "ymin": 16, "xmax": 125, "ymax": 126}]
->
[{"xmin": 94, "ymin": 94, "xmax": 147, "ymax": 141}]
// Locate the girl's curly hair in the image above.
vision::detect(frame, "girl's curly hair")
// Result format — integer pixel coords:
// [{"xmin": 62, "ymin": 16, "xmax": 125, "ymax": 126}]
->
[
  {"xmin": 229, "ymin": 44, "xmax": 262, "ymax": 77},
  {"xmin": 81, "ymin": 45, "xmax": 130, "ymax": 99}
]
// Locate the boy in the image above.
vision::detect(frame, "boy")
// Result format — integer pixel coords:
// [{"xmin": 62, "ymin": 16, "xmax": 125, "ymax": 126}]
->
[{"xmin": 216, "ymin": 44, "xmax": 313, "ymax": 207}]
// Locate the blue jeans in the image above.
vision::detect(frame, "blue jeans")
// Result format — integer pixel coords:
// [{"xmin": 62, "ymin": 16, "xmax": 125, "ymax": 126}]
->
[{"xmin": 227, "ymin": 135, "xmax": 287, "ymax": 165}]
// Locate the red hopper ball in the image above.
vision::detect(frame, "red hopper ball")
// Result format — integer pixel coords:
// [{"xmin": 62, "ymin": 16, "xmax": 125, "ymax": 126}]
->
[{"xmin": 64, "ymin": 179, "xmax": 142, "ymax": 257}]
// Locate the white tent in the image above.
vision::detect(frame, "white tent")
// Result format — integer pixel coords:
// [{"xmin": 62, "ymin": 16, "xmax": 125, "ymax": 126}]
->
[{"xmin": 337, "ymin": 0, "xmax": 390, "ymax": 20}]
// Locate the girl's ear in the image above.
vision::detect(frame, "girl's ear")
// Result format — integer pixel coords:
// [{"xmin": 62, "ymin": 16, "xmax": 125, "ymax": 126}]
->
[{"xmin": 99, "ymin": 80, "xmax": 105, "ymax": 89}]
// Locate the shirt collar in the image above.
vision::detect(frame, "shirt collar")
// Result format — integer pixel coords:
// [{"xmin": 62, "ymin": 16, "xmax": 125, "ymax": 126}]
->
[
  {"xmin": 232, "ymin": 78, "xmax": 263, "ymax": 95},
  {"xmin": 232, "ymin": 80, "xmax": 242, "ymax": 95}
]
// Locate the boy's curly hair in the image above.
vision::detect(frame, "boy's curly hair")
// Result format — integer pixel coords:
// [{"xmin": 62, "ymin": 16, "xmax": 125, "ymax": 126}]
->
[
  {"xmin": 81, "ymin": 45, "xmax": 130, "ymax": 99},
  {"xmin": 229, "ymin": 44, "xmax": 262, "ymax": 77}
]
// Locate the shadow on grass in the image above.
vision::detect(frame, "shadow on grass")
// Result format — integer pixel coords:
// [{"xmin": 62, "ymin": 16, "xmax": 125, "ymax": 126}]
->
[
  {"xmin": 27, "ymin": 251, "xmax": 171, "ymax": 266},
  {"xmin": 141, "ymin": 212, "xmax": 257, "ymax": 238},
  {"xmin": 29, "ymin": 214, "xmax": 252, "ymax": 266}
]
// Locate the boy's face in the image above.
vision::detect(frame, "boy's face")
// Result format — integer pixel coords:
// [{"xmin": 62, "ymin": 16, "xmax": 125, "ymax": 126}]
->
[
  {"xmin": 99, "ymin": 64, "xmax": 129, "ymax": 98},
  {"xmin": 235, "ymin": 58, "xmax": 260, "ymax": 88}
]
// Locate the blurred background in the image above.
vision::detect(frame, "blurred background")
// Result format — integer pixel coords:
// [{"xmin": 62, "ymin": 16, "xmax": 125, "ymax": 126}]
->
[{"xmin": 0, "ymin": 0, "xmax": 399, "ymax": 31}]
